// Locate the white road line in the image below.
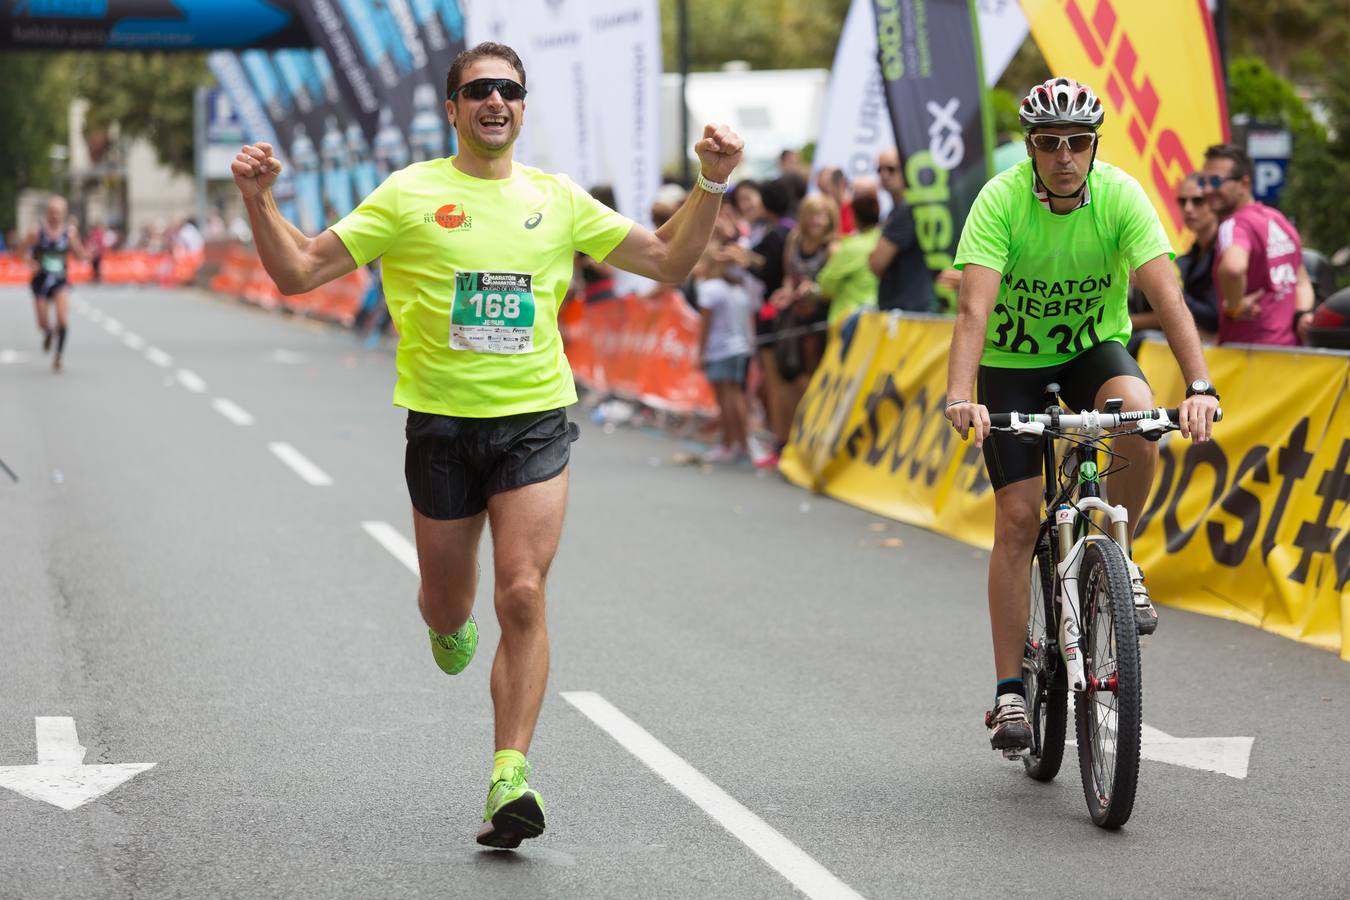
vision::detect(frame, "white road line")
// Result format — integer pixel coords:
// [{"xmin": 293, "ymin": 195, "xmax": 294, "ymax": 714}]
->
[
  {"xmin": 212, "ymin": 398, "xmax": 255, "ymax": 426},
  {"xmin": 122, "ymin": 332, "xmax": 145, "ymax": 350},
  {"xmin": 145, "ymin": 347, "xmax": 173, "ymax": 367},
  {"xmin": 104, "ymin": 319, "xmax": 123, "ymax": 335},
  {"xmin": 176, "ymin": 369, "xmax": 207, "ymax": 393},
  {"xmin": 268, "ymin": 442, "xmax": 333, "ymax": 486},
  {"xmin": 561, "ymin": 692, "xmax": 866, "ymax": 900},
  {"xmin": 361, "ymin": 521, "xmax": 419, "ymax": 575},
  {"xmin": 86, "ymin": 309, "xmax": 105, "ymax": 323}
]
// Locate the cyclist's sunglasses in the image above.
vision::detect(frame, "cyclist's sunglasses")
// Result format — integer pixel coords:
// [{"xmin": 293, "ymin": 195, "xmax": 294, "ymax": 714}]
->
[
  {"xmin": 1197, "ymin": 173, "xmax": 1242, "ymax": 190},
  {"xmin": 451, "ymin": 78, "xmax": 527, "ymax": 102},
  {"xmin": 1027, "ymin": 132, "xmax": 1096, "ymax": 153}
]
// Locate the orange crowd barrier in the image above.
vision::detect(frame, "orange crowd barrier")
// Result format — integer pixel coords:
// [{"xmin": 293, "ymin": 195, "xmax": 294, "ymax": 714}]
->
[
  {"xmin": 560, "ymin": 292, "xmax": 716, "ymax": 416},
  {"xmin": 0, "ymin": 250, "xmax": 201, "ymax": 286},
  {"xmin": 207, "ymin": 243, "xmax": 368, "ymax": 326}
]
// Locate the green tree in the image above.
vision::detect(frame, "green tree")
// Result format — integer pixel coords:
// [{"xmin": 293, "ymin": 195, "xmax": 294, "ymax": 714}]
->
[
  {"xmin": 1226, "ymin": 55, "xmax": 1347, "ymax": 256},
  {"xmin": 1228, "ymin": 0, "xmax": 1349, "ymax": 85},
  {"xmin": 0, "ymin": 53, "xmax": 75, "ymax": 234},
  {"xmin": 70, "ymin": 52, "xmax": 212, "ymax": 176},
  {"xmin": 660, "ymin": 0, "xmax": 852, "ymax": 72}
]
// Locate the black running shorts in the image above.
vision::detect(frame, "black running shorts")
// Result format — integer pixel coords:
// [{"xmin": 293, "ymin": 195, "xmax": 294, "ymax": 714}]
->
[
  {"xmin": 977, "ymin": 340, "xmax": 1148, "ymax": 491},
  {"xmin": 31, "ymin": 272, "xmax": 67, "ymax": 299},
  {"xmin": 404, "ymin": 407, "xmax": 579, "ymax": 520}
]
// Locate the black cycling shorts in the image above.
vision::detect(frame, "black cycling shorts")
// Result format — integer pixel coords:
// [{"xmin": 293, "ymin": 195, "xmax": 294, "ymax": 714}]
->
[
  {"xmin": 977, "ymin": 340, "xmax": 1148, "ymax": 491},
  {"xmin": 404, "ymin": 407, "xmax": 579, "ymax": 520},
  {"xmin": 31, "ymin": 272, "xmax": 68, "ymax": 299}
]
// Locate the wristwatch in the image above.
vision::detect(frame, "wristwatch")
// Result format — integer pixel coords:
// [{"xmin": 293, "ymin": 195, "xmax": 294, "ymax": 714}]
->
[{"xmin": 1185, "ymin": 379, "xmax": 1220, "ymax": 400}]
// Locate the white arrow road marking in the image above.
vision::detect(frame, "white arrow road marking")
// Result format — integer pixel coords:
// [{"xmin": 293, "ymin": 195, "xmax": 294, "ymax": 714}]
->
[
  {"xmin": 176, "ymin": 369, "xmax": 207, "ymax": 393},
  {"xmin": 268, "ymin": 442, "xmax": 332, "ymax": 486},
  {"xmin": 103, "ymin": 319, "xmax": 123, "ymax": 335},
  {"xmin": 362, "ymin": 521, "xmax": 419, "ymax": 575},
  {"xmin": 0, "ymin": 349, "xmax": 29, "ymax": 365},
  {"xmin": 122, "ymin": 332, "xmax": 145, "ymax": 350},
  {"xmin": 1140, "ymin": 725, "xmax": 1254, "ymax": 779},
  {"xmin": 1068, "ymin": 724, "xmax": 1254, "ymax": 779},
  {"xmin": 0, "ymin": 717, "xmax": 154, "ymax": 811},
  {"xmin": 212, "ymin": 398, "xmax": 255, "ymax": 426},
  {"xmin": 145, "ymin": 347, "xmax": 173, "ymax": 367},
  {"xmin": 563, "ymin": 692, "xmax": 866, "ymax": 900}
]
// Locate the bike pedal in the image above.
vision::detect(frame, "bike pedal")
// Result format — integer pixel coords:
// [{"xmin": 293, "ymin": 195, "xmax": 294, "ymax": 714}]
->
[{"xmin": 1002, "ymin": 748, "xmax": 1027, "ymax": 761}]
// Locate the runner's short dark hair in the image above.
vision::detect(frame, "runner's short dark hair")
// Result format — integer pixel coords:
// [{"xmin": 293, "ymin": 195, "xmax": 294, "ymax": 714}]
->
[
  {"xmin": 1203, "ymin": 143, "xmax": 1253, "ymax": 182},
  {"xmin": 446, "ymin": 42, "xmax": 527, "ymax": 100}
]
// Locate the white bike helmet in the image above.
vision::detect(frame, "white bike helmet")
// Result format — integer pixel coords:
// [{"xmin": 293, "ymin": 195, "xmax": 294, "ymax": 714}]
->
[{"xmin": 1019, "ymin": 77, "xmax": 1105, "ymax": 131}]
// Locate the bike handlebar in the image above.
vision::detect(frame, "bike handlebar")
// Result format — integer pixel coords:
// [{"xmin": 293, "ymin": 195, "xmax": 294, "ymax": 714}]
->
[{"xmin": 987, "ymin": 406, "xmax": 1223, "ymax": 432}]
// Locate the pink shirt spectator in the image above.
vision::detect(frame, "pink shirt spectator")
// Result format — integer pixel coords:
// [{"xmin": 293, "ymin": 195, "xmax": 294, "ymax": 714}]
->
[{"xmin": 1213, "ymin": 202, "xmax": 1302, "ymax": 346}]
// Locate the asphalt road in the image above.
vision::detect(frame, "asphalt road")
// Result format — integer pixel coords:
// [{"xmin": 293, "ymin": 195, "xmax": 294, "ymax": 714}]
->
[{"xmin": 2, "ymin": 284, "xmax": 1348, "ymax": 899}]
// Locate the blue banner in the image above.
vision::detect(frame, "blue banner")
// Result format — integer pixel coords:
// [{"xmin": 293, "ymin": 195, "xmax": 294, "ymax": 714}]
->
[{"xmin": 4, "ymin": 1, "xmax": 313, "ymax": 50}]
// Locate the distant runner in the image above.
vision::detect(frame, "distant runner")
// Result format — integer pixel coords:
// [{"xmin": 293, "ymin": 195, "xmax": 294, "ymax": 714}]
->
[{"xmin": 24, "ymin": 196, "xmax": 87, "ymax": 373}]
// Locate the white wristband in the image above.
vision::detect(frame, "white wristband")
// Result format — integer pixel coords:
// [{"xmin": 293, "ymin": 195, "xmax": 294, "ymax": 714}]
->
[{"xmin": 696, "ymin": 172, "xmax": 729, "ymax": 195}]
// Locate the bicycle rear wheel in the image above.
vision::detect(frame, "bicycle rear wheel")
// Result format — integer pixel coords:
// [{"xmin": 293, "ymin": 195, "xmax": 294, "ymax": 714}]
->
[
  {"xmin": 1023, "ymin": 535, "xmax": 1066, "ymax": 781},
  {"xmin": 1074, "ymin": 539, "xmax": 1142, "ymax": 828}
]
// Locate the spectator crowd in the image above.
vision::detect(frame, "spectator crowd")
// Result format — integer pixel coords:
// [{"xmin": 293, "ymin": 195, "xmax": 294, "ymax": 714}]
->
[{"xmin": 562, "ymin": 139, "xmax": 1338, "ymax": 467}]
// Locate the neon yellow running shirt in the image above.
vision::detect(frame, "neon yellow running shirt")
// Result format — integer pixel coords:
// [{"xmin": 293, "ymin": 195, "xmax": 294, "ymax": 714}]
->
[
  {"xmin": 331, "ymin": 158, "xmax": 633, "ymax": 417},
  {"xmin": 954, "ymin": 158, "xmax": 1172, "ymax": 369}
]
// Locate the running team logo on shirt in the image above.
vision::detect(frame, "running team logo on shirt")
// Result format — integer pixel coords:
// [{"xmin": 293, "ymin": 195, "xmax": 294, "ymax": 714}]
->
[
  {"xmin": 427, "ymin": 203, "xmax": 473, "ymax": 232},
  {"xmin": 1266, "ymin": 219, "xmax": 1296, "ymax": 257}
]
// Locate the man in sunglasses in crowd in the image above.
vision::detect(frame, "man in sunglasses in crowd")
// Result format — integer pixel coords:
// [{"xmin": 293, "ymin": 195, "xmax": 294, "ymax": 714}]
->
[
  {"xmin": 230, "ymin": 41, "xmax": 743, "ymax": 848},
  {"xmin": 1200, "ymin": 143, "xmax": 1315, "ymax": 346},
  {"xmin": 869, "ymin": 146, "xmax": 939, "ymax": 313},
  {"xmin": 943, "ymin": 77, "xmax": 1220, "ymax": 756}
]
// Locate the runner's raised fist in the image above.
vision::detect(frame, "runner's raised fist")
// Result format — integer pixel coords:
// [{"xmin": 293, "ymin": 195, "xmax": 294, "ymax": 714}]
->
[
  {"xmin": 231, "ymin": 143, "xmax": 283, "ymax": 200},
  {"xmin": 694, "ymin": 124, "xmax": 744, "ymax": 185}
]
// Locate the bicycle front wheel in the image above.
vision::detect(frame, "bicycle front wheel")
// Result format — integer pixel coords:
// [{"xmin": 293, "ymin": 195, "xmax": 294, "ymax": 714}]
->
[
  {"xmin": 1023, "ymin": 536, "xmax": 1066, "ymax": 782},
  {"xmin": 1074, "ymin": 540, "xmax": 1142, "ymax": 829}
]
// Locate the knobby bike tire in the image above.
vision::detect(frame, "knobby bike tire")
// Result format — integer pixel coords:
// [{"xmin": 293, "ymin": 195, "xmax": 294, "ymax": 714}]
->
[
  {"xmin": 1074, "ymin": 540, "xmax": 1142, "ymax": 829},
  {"xmin": 1023, "ymin": 536, "xmax": 1067, "ymax": 782}
]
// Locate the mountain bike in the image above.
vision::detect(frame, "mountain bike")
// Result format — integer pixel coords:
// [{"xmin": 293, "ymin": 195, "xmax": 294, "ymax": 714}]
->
[{"xmin": 988, "ymin": 385, "xmax": 1220, "ymax": 829}]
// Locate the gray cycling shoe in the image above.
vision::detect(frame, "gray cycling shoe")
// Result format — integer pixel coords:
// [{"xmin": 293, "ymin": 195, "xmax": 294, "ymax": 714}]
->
[
  {"xmin": 986, "ymin": 693, "xmax": 1032, "ymax": 758},
  {"xmin": 1128, "ymin": 561, "xmax": 1158, "ymax": 635}
]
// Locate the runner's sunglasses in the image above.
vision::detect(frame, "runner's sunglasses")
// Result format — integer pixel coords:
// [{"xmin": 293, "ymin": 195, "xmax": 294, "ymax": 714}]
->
[
  {"xmin": 451, "ymin": 78, "xmax": 527, "ymax": 102},
  {"xmin": 1027, "ymin": 132, "xmax": 1097, "ymax": 153}
]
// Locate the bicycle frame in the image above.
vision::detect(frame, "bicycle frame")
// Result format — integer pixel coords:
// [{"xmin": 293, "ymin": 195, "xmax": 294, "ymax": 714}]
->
[{"xmin": 1039, "ymin": 427, "xmax": 1130, "ymax": 693}]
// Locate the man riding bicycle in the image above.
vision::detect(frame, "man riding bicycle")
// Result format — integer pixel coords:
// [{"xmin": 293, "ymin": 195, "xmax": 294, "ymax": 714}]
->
[{"xmin": 944, "ymin": 78, "xmax": 1221, "ymax": 754}]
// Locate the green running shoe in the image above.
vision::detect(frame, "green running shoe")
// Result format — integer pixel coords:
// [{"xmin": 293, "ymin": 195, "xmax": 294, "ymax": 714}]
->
[
  {"xmin": 428, "ymin": 616, "xmax": 478, "ymax": 675},
  {"xmin": 476, "ymin": 763, "xmax": 546, "ymax": 849}
]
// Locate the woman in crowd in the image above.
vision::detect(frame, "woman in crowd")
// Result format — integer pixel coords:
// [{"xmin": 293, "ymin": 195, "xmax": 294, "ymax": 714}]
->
[
  {"xmin": 765, "ymin": 192, "xmax": 840, "ymax": 461},
  {"xmin": 1129, "ymin": 174, "xmax": 1219, "ymax": 349},
  {"xmin": 696, "ymin": 230, "xmax": 761, "ymax": 464}
]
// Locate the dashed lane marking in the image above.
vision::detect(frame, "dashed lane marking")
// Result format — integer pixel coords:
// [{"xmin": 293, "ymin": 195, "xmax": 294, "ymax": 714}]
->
[
  {"xmin": 361, "ymin": 521, "xmax": 420, "ymax": 575},
  {"xmin": 212, "ymin": 398, "xmax": 255, "ymax": 426},
  {"xmin": 268, "ymin": 442, "xmax": 332, "ymax": 486},
  {"xmin": 561, "ymin": 692, "xmax": 867, "ymax": 900}
]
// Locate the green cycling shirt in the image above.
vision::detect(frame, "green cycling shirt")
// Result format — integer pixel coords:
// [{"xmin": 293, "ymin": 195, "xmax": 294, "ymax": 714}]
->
[{"xmin": 954, "ymin": 157, "xmax": 1172, "ymax": 368}]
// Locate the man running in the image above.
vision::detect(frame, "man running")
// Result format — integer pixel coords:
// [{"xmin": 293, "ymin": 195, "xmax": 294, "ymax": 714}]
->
[
  {"xmin": 230, "ymin": 42, "xmax": 743, "ymax": 847},
  {"xmin": 944, "ymin": 78, "xmax": 1220, "ymax": 755},
  {"xmin": 24, "ymin": 196, "xmax": 87, "ymax": 373}
]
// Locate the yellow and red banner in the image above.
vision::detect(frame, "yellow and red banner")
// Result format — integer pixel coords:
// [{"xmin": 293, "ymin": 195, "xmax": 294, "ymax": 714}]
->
[
  {"xmin": 782, "ymin": 311, "xmax": 1350, "ymax": 659},
  {"xmin": 1020, "ymin": 0, "xmax": 1230, "ymax": 250}
]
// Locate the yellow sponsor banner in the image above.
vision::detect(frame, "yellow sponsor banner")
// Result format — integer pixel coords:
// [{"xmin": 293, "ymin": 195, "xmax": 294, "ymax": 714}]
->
[
  {"xmin": 1020, "ymin": 0, "xmax": 1229, "ymax": 250},
  {"xmin": 1133, "ymin": 342, "xmax": 1350, "ymax": 656},
  {"xmin": 783, "ymin": 311, "xmax": 1350, "ymax": 659}
]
